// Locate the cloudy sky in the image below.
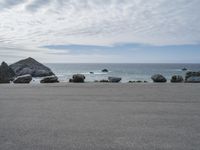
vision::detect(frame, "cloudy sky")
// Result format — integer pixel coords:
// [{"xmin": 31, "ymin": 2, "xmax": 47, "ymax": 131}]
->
[{"xmin": 0, "ymin": 0, "xmax": 200, "ymax": 63}]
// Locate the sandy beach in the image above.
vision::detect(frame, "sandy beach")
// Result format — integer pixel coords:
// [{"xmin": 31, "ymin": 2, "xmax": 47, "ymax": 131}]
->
[{"xmin": 0, "ymin": 83, "xmax": 200, "ymax": 150}]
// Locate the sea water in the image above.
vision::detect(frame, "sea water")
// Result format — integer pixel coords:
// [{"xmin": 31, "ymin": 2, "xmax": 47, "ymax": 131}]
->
[{"xmin": 43, "ymin": 63, "xmax": 200, "ymax": 83}]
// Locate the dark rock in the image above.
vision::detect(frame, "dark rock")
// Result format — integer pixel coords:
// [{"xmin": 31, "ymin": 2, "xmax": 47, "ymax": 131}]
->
[
  {"xmin": 102, "ymin": 69, "xmax": 108, "ymax": 72},
  {"xmin": 10, "ymin": 57, "xmax": 54, "ymax": 77},
  {"xmin": 13, "ymin": 74, "xmax": 32, "ymax": 84},
  {"xmin": 129, "ymin": 80, "xmax": 147, "ymax": 83},
  {"xmin": 40, "ymin": 76, "xmax": 59, "ymax": 83},
  {"xmin": 170, "ymin": 75, "xmax": 184, "ymax": 83},
  {"xmin": 151, "ymin": 74, "xmax": 167, "ymax": 83},
  {"xmin": 0, "ymin": 61, "xmax": 15, "ymax": 83},
  {"xmin": 70, "ymin": 74, "xmax": 85, "ymax": 83},
  {"xmin": 99, "ymin": 79, "xmax": 109, "ymax": 83},
  {"xmin": 90, "ymin": 72, "xmax": 94, "ymax": 74},
  {"xmin": 108, "ymin": 77, "xmax": 121, "ymax": 83},
  {"xmin": 185, "ymin": 71, "xmax": 200, "ymax": 81},
  {"xmin": 182, "ymin": 68, "xmax": 187, "ymax": 71}
]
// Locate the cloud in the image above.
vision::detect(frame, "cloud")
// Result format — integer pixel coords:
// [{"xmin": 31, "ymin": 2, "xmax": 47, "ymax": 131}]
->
[
  {"xmin": 26, "ymin": 0, "xmax": 51, "ymax": 12},
  {"xmin": 0, "ymin": 0, "xmax": 200, "ymax": 62},
  {"xmin": 0, "ymin": 0, "xmax": 25, "ymax": 9}
]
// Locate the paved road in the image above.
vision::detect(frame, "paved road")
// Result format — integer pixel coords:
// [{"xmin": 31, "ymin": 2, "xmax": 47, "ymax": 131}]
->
[{"xmin": 0, "ymin": 83, "xmax": 200, "ymax": 150}]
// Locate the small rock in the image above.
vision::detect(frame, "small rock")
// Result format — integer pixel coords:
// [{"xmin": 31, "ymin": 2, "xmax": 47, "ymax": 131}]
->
[
  {"xmin": 185, "ymin": 71, "xmax": 200, "ymax": 81},
  {"xmin": 102, "ymin": 69, "xmax": 108, "ymax": 72},
  {"xmin": 108, "ymin": 77, "xmax": 121, "ymax": 83},
  {"xmin": 99, "ymin": 79, "xmax": 109, "ymax": 83},
  {"xmin": 40, "ymin": 76, "xmax": 59, "ymax": 83},
  {"xmin": 182, "ymin": 68, "xmax": 187, "ymax": 71},
  {"xmin": 70, "ymin": 74, "xmax": 85, "ymax": 83},
  {"xmin": 170, "ymin": 75, "xmax": 183, "ymax": 83},
  {"xmin": 13, "ymin": 74, "xmax": 32, "ymax": 84},
  {"xmin": 69, "ymin": 79, "xmax": 73, "ymax": 83},
  {"xmin": 186, "ymin": 76, "xmax": 200, "ymax": 83},
  {"xmin": 151, "ymin": 74, "xmax": 167, "ymax": 83}
]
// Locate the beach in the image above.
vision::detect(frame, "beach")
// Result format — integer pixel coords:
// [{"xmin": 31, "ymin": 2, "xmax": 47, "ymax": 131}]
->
[{"xmin": 0, "ymin": 83, "xmax": 200, "ymax": 150}]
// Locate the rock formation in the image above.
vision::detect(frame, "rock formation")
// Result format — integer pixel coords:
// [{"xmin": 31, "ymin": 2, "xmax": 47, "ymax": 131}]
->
[
  {"xmin": 0, "ymin": 62, "xmax": 15, "ymax": 83},
  {"xmin": 10, "ymin": 57, "xmax": 54, "ymax": 77}
]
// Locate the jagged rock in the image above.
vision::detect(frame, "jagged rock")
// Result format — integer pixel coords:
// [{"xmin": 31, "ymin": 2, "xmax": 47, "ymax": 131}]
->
[
  {"xmin": 0, "ymin": 62, "xmax": 15, "ymax": 83},
  {"xmin": 102, "ymin": 69, "xmax": 108, "ymax": 72},
  {"xmin": 40, "ymin": 76, "xmax": 59, "ymax": 83},
  {"xmin": 170, "ymin": 75, "xmax": 184, "ymax": 83},
  {"xmin": 13, "ymin": 74, "xmax": 32, "ymax": 84},
  {"xmin": 108, "ymin": 77, "xmax": 121, "ymax": 83},
  {"xmin": 70, "ymin": 74, "xmax": 85, "ymax": 83},
  {"xmin": 151, "ymin": 74, "xmax": 167, "ymax": 83},
  {"xmin": 10, "ymin": 57, "xmax": 54, "ymax": 77}
]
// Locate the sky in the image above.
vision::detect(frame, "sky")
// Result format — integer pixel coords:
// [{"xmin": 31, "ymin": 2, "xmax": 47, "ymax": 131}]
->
[{"xmin": 0, "ymin": 0, "xmax": 200, "ymax": 63}]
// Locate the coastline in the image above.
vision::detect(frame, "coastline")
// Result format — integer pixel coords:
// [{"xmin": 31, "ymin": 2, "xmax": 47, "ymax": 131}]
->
[{"xmin": 0, "ymin": 83, "xmax": 200, "ymax": 149}]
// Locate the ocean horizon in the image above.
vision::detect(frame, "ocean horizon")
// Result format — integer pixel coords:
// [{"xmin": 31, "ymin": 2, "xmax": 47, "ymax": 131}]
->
[{"xmin": 40, "ymin": 63, "xmax": 200, "ymax": 83}]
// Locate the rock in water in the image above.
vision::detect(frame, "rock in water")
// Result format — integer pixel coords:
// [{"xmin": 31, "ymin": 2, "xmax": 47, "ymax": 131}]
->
[
  {"xmin": 70, "ymin": 74, "xmax": 85, "ymax": 83},
  {"xmin": 170, "ymin": 75, "xmax": 184, "ymax": 83},
  {"xmin": 151, "ymin": 74, "xmax": 167, "ymax": 83},
  {"xmin": 182, "ymin": 68, "xmax": 187, "ymax": 71},
  {"xmin": 13, "ymin": 74, "xmax": 32, "ymax": 84},
  {"xmin": 0, "ymin": 62, "xmax": 15, "ymax": 83},
  {"xmin": 102, "ymin": 69, "xmax": 108, "ymax": 72},
  {"xmin": 10, "ymin": 57, "xmax": 54, "ymax": 77},
  {"xmin": 40, "ymin": 76, "xmax": 59, "ymax": 83},
  {"xmin": 108, "ymin": 77, "xmax": 122, "ymax": 83}
]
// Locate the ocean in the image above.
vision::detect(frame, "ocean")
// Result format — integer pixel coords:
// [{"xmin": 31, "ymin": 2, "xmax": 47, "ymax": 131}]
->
[{"xmin": 42, "ymin": 63, "xmax": 200, "ymax": 83}]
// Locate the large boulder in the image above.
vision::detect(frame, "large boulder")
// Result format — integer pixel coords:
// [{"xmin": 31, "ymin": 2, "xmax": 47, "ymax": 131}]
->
[
  {"xmin": 69, "ymin": 74, "xmax": 85, "ymax": 83},
  {"xmin": 170, "ymin": 75, "xmax": 184, "ymax": 83},
  {"xmin": 0, "ymin": 62, "xmax": 15, "ymax": 83},
  {"xmin": 10, "ymin": 57, "xmax": 54, "ymax": 77},
  {"xmin": 185, "ymin": 71, "xmax": 200, "ymax": 81},
  {"xmin": 108, "ymin": 77, "xmax": 122, "ymax": 83},
  {"xmin": 40, "ymin": 76, "xmax": 59, "ymax": 83},
  {"xmin": 151, "ymin": 74, "xmax": 167, "ymax": 83},
  {"xmin": 13, "ymin": 74, "xmax": 32, "ymax": 84}
]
